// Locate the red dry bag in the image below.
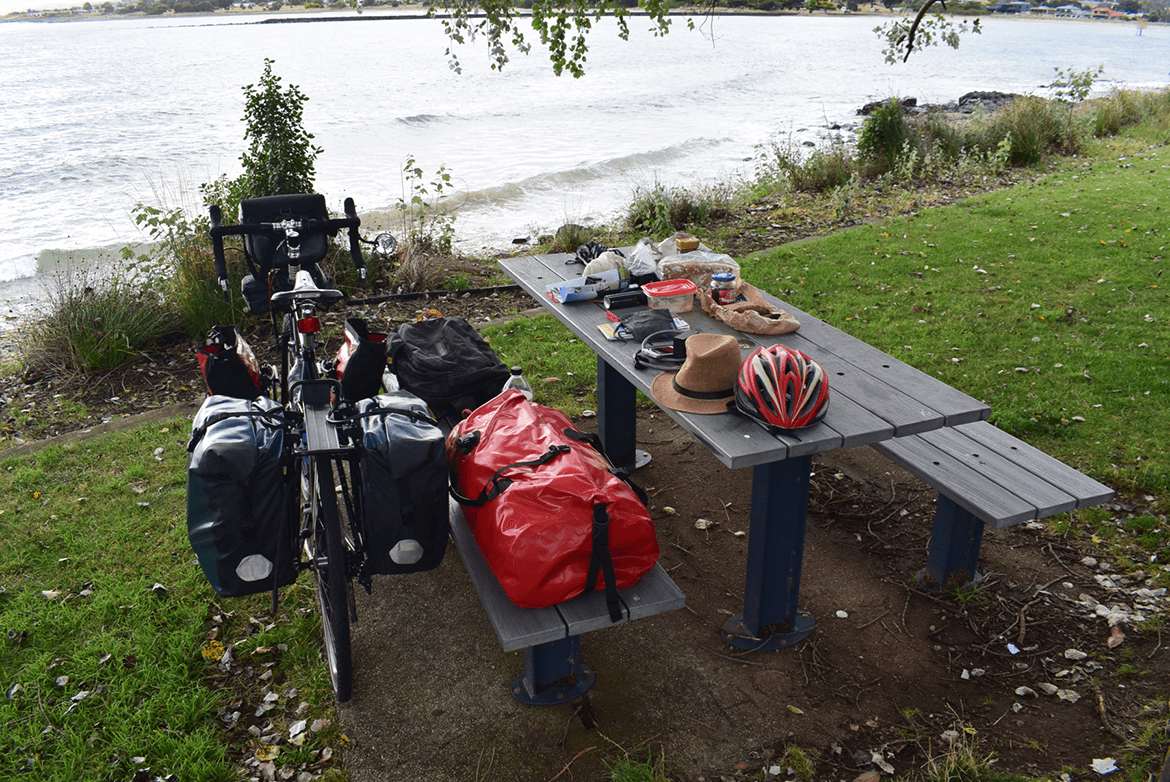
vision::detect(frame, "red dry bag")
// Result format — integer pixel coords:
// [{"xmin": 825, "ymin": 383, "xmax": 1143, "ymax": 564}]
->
[{"xmin": 447, "ymin": 391, "xmax": 659, "ymax": 619}]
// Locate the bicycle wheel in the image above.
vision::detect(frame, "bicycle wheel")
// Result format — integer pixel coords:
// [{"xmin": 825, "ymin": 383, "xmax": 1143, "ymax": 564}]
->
[{"xmin": 309, "ymin": 457, "xmax": 353, "ymax": 703}]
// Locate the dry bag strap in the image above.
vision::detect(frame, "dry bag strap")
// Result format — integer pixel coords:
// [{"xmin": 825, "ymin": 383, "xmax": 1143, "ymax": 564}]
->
[
  {"xmin": 561, "ymin": 427, "xmax": 649, "ymax": 505},
  {"xmin": 449, "ymin": 444, "xmax": 571, "ymax": 507},
  {"xmin": 583, "ymin": 504, "xmax": 622, "ymax": 623}
]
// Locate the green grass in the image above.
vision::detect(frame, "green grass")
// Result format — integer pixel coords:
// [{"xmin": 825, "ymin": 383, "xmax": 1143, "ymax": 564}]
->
[
  {"xmin": 742, "ymin": 140, "xmax": 1170, "ymax": 499},
  {"xmin": 0, "ymin": 419, "xmax": 343, "ymax": 781},
  {"xmin": 480, "ymin": 314, "xmax": 600, "ymax": 417}
]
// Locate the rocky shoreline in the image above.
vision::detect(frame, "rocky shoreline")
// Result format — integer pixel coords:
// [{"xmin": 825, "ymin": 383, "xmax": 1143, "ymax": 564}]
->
[{"xmin": 858, "ymin": 89, "xmax": 1023, "ymax": 117}]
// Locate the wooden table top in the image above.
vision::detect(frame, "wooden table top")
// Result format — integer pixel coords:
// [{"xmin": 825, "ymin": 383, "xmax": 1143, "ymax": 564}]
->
[{"xmin": 499, "ymin": 253, "xmax": 990, "ymax": 469}]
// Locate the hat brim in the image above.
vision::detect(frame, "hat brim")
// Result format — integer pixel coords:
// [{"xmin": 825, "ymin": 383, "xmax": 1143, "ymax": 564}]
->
[{"xmin": 650, "ymin": 371, "xmax": 735, "ymax": 415}]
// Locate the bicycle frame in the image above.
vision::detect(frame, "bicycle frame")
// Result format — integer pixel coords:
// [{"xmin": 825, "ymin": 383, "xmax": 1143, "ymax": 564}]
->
[{"xmin": 207, "ymin": 197, "xmax": 369, "ymax": 704}]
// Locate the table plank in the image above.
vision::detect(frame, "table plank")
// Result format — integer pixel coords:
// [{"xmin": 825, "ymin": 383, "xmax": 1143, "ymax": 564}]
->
[
  {"xmin": 448, "ymin": 498, "xmax": 566, "ymax": 652},
  {"xmin": 954, "ymin": 422, "xmax": 1115, "ymax": 508}
]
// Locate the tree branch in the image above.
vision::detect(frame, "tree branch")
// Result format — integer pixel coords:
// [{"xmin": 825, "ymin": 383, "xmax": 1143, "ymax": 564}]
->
[{"xmin": 903, "ymin": 0, "xmax": 945, "ymax": 62}]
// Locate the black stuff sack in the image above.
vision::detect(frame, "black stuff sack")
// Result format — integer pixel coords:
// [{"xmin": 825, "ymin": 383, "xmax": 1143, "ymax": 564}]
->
[
  {"xmin": 196, "ymin": 325, "xmax": 262, "ymax": 400},
  {"xmin": 355, "ymin": 392, "xmax": 449, "ymax": 575},
  {"xmin": 331, "ymin": 318, "xmax": 388, "ymax": 402},
  {"xmin": 386, "ymin": 317, "xmax": 510, "ymax": 419},
  {"xmin": 186, "ymin": 395, "xmax": 297, "ymax": 597}
]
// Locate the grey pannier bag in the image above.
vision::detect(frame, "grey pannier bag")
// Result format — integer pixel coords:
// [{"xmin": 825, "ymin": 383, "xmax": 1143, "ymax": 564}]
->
[{"xmin": 186, "ymin": 395, "xmax": 297, "ymax": 597}]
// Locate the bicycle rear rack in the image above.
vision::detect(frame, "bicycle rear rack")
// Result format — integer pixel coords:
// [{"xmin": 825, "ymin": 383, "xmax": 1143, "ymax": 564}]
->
[{"xmin": 297, "ymin": 379, "xmax": 350, "ymax": 455}]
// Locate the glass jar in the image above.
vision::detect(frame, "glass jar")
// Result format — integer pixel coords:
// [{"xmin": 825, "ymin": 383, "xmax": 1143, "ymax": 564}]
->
[{"xmin": 710, "ymin": 272, "xmax": 736, "ymax": 306}]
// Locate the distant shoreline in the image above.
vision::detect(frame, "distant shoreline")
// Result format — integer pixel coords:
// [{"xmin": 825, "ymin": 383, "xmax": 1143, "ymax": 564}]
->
[
  {"xmin": 7, "ymin": 3, "xmax": 1136, "ymax": 25},
  {"xmin": 6, "ymin": 3, "xmax": 1164, "ymax": 32}
]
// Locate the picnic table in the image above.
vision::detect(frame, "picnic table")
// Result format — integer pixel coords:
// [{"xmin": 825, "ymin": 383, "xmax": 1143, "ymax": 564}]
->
[{"xmin": 498, "ymin": 252, "xmax": 992, "ymax": 650}]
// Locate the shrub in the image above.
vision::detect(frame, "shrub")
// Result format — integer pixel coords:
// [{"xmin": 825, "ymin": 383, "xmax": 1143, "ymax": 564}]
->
[
  {"xmin": 548, "ymin": 223, "xmax": 593, "ymax": 253},
  {"xmin": 857, "ymin": 99, "xmax": 916, "ymax": 174},
  {"xmin": 624, "ymin": 181, "xmax": 730, "ymax": 237},
  {"xmin": 202, "ymin": 58, "xmax": 322, "ymax": 218},
  {"xmin": 1091, "ymin": 88, "xmax": 1148, "ymax": 137},
  {"xmin": 753, "ymin": 134, "xmax": 857, "ymax": 192},
  {"xmin": 796, "ymin": 137, "xmax": 856, "ymax": 190},
  {"xmin": 977, "ymin": 95, "xmax": 1078, "ymax": 166}
]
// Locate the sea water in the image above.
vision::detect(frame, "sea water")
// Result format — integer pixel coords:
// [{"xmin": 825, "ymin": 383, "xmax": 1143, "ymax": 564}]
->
[{"xmin": 1, "ymin": 11, "xmax": 1166, "ymax": 312}]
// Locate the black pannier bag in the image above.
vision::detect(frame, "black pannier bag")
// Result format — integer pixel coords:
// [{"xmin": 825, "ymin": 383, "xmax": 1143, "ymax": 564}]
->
[
  {"xmin": 355, "ymin": 392, "xmax": 449, "ymax": 575},
  {"xmin": 196, "ymin": 325, "xmax": 262, "ymax": 400},
  {"xmin": 386, "ymin": 317, "xmax": 511, "ymax": 420},
  {"xmin": 186, "ymin": 395, "xmax": 297, "ymax": 597},
  {"xmin": 238, "ymin": 194, "xmax": 332, "ymax": 315}
]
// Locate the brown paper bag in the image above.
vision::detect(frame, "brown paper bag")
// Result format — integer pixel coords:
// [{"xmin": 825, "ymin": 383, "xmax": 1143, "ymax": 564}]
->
[{"xmin": 699, "ymin": 283, "xmax": 800, "ymax": 335}]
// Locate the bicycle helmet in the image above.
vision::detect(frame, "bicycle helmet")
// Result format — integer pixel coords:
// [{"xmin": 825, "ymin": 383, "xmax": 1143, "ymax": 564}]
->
[{"xmin": 735, "ymin": 344, "xmax": 829, "ymax": 431}]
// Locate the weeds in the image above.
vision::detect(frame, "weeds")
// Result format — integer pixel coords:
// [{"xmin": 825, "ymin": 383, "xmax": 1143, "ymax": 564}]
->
[
  {"xmin": 625, "ymin": 180, "xmax": 729, "ymax": 237},
  {"xmin": 754, "ymin": 133, "xmax": 859, "ymax": 193},
  {"xmin": 397, "ymin": 155, "xmax": 457, "ymax": 257},
  {"xmin": 25, "ymin": 266, "xmax": 172, "ymax": 375}
]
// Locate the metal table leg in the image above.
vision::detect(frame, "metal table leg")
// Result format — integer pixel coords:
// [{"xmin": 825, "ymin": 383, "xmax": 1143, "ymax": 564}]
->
[
  {"xmin": 917, "ymin": 495, "xmax": 985, "ymax": 590},
  {"xmin": 511, "ymin": 636, "xmax": 595, "ymax": 705},
  {"xmin": 596, "ymin": 356, "xmax": 650, "ymax": 472},
  {"xmin": 722, "ymin": 456, "xmax": 815, "ymax": 650}
]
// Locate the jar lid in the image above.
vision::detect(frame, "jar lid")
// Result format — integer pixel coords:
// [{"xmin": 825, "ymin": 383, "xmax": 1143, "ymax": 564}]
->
[{"xmin": 712, "ymin": 272, "xmax": 735, "ymax": 282}]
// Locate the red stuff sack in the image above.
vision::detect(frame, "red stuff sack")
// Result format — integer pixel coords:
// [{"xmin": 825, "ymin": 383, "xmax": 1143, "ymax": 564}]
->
[{"xmin": 447, "ymin": 391, "xmax": 659, "ymax": 619}]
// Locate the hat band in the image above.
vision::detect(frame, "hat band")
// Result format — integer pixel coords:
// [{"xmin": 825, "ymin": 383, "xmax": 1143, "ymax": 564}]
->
[{"xmin": 672, "ymin": 376, "xmax": 734, "ymax": 401}]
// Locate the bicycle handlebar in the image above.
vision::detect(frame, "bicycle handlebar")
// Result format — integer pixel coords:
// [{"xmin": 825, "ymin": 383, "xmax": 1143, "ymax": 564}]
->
[{"xmin": 208, "ymin": 198, "xmax": 367, "ymax": 301}]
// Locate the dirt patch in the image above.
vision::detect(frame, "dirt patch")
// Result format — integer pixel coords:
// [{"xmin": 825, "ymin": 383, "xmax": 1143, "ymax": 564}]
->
[
  {"xmin": 0, "ymin": 278, "xmax": 534, "ymax": 448},
  {"xmin": 335, "ymin": 408, "xmax": 1167, "ymax": 782},
  {"xmin": 566, "ymin": 410, "xmax": 1169, "ymax": 780}
]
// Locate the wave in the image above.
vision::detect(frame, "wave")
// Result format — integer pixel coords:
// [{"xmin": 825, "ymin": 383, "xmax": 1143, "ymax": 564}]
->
[
  {"xmin": 449, "ymin": 137, "xmax": 729, "ymax": 210},
  {"xmin": 396, "ymin": 113, "xmax": 444, "ymax": 126}
]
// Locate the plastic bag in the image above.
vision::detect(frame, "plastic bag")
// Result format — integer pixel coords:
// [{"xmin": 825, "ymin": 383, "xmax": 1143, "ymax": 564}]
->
[
  {"xmin": 658, "ymin": 251, "xmax": 741, "ymax": 291},
  {"xmin": 626, "ymin": 238, "xmax": 662, "ymax": 278}
]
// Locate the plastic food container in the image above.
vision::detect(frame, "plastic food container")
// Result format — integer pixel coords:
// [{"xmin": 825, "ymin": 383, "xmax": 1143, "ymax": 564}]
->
[{"xmin": 642, "ymin": 278, "xmax": 696, "ymax": 313}]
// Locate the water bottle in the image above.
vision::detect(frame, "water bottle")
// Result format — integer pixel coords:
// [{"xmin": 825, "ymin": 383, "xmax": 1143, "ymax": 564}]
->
[{"xmin": 502, "ymin": 366, "xmax": 535, "ymax": 401}]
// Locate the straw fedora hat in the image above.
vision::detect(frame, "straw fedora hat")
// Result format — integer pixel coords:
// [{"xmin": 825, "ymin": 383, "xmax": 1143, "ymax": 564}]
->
[{"xmin": 650, "ymin": 333, "xmax": 741, "ymax": 415}]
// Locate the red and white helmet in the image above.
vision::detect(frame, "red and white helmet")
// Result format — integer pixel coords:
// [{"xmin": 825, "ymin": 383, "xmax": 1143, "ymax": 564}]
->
[{"xmin": 735, "ymin": 344, "xmax": 829, "ymax": 431}]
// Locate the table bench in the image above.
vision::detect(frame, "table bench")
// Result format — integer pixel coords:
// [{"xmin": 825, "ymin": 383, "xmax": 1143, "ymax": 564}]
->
[
  {"xmin": 447, "ymin": 498, "xmax": 685, "ymax": 705},
  {"xmin": 871, "ymin": 420, "xmax": 1114, "ymax": 589}
]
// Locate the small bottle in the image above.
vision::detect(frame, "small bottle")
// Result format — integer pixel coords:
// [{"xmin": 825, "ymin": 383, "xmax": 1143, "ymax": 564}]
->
[
  {"xmin": 502, "ymin": 366, "xmax": 535, "ymax": 401},
  {"xmin": 710, "ymin": 272, "xmax": 737, "ymax": 306}
]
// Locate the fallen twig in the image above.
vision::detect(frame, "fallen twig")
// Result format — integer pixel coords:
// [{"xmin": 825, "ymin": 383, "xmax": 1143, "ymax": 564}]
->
[
  {"xmin": 703, "ymin": 646, "xmax": 763, "ymax": 665},
  {"xmin": 1094, "ymin": 688, "xmax": 1127, "ymax": 742},
  {"xmin": 546, "ymin": 747, "xmax": 598, "ymax": 782},
  {"xmin": 858, "ymin": 610, "xmax": 890, "ymax": 630},
  {"xmin": 1044, "ymin": 542, "xmax": 1079, "ymax": 578}
]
